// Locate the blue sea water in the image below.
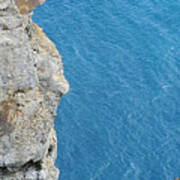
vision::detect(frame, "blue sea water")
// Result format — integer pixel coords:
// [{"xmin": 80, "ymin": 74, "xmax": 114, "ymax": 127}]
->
[{"xmin": 33, "ymin": 0, "xmax": 180, "ymax": 179}]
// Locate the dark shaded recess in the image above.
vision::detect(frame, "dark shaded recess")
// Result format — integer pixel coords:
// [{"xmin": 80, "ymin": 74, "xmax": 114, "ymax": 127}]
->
[
  {"xmin": 0, "ymin": 7, "xmax": 8, "ymax": 12},
  {"xmin": 2, "ymin": 24, "xmax": 9, "ymax": 30},
  {"xmin": 0, "ymin": 159, "xmax": 42, "ymax": 175},
  {"xmin": 14, "ymin": 89, "xmax": 27, "ymax": 94},
  {"xmin": 25, "ymin": 25, "xmax": 32, "ymax": 39},
  {"xmin": 22, "ymin": 159, "xmax": 42, "ymax": 171},
  {"xmin": 47, "ymin": 144, "xmax": 54, "ymax": 157}
]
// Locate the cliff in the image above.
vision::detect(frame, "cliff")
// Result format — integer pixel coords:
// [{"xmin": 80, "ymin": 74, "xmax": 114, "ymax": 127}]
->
[{"xmin": 0, "ymin": 0, "xmax": 69, "ymax": 179}]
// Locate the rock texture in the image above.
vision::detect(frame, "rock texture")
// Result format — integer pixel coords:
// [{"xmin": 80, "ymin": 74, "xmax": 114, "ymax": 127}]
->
[{"xmin": 0, "ymin": 0, "xmax": 69, "ymax": 179}]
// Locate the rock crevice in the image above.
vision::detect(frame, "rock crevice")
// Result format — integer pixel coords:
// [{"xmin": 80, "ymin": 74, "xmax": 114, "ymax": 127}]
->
[{"xmin": 0, "ymin": 0, "xmax": 69, "ymax": 179}]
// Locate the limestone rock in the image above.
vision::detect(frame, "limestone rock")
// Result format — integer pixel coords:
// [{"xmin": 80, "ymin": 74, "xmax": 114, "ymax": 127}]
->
[
  {"xmin": 14, "ymin": 0, "xmax": 46, "ymax": 14},
  {"xmin": 0, "ymin": 0, "xmax": 69, "ymax": 179}
]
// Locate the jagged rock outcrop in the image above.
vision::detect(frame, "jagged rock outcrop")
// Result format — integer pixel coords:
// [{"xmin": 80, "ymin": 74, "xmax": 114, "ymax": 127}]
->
[{"xmin": 0, "ymin": 0, "xmax": 69, "ymax": 179}]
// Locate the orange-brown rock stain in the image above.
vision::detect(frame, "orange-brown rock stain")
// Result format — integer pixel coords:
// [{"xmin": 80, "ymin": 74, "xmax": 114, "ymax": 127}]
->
[
  {"xmin": 14, "ymin": 0, "xmax": 42, "ymax": 14},
  {"xmin": 32, "ymin": 23, "xmax": 60, "ymax": 56}
]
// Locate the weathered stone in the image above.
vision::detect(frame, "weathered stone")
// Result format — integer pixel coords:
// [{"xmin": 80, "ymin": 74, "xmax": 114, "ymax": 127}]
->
[
  {"xmin": 14, "ymin": 0, "xmax": 46, "ymax": 14},
  {"xmin": 0, "ymin": 0, "xmax": 11, "ymax": 10},
  {"xmin": 0, "ymin": 0, "xmax": 69, "ymax": 179}
]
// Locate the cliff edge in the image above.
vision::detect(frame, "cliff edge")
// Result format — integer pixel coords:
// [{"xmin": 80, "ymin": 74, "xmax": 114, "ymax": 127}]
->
[{"xmin": 0, "ymin": 0, "xmax": 69, "ymax": 179}]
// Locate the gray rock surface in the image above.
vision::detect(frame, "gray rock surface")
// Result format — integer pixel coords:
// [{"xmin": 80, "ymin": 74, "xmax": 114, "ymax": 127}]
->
[{"xmin": 0, "ymin": 0, "xmax": 69, "ymax": 179}]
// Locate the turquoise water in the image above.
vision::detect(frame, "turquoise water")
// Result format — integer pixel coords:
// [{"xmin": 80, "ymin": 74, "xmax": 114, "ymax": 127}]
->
[{"xmin": 33, "ymin": 0, "xmax": 180, "ymax": 179}]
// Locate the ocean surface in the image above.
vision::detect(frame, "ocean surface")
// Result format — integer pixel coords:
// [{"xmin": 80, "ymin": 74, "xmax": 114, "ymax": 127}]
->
[{"xmin": 33, "ymin": 1, "xmax": 180, "ymax": 179}]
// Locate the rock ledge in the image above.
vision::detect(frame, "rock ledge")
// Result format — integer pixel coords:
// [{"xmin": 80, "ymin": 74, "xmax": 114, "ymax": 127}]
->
[{"xmin": 0, "ymin": 0, "xmax": 69, "ymax": 179}]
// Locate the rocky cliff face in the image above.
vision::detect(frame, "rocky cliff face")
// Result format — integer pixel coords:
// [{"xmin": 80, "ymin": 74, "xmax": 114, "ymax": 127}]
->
[{"xmin": 0, "ymin": 0, "xmax": 69, "ymax": 179}]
